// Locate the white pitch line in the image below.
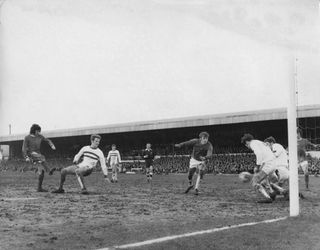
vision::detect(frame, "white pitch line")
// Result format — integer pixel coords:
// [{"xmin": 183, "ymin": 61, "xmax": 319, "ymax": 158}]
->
[
  {"xmin": 1, "ymin": 197, "xmax": 40, "ymax": 201},
  {"xmin": 97, "ymin": 217, "xmax": 287, "ymax": 250}
]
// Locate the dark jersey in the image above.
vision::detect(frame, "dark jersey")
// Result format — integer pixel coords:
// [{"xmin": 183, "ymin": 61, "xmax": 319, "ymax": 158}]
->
[
  {"xmin": 179, "ymin": 139, "xmax": 213, "ymax": 161},
  {"xmin": 297, "ymin": 138, "xmax": 313, "ymax": 159},
  {"xmin": 22, "ymin": 134, "xmax": 54, "ymax": 158},
  {"xmin": 142, "ymin": 149, "xmax": 155, "ymax": 168}
]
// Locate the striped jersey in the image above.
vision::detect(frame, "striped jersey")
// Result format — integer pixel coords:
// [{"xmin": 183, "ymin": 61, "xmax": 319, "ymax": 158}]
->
[
  {"xmin": 106, "ymin": 150, "xmax": 121, "ymax": 164},
  {"xmin": 74, "ymin": 146, "xmax": 108, "ymax": 175}
]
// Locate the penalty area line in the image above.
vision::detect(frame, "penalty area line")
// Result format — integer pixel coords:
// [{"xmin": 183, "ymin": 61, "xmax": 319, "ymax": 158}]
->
[{"xmin": 97, "ymin": 216, "xmax": 287, "ymax": 250}]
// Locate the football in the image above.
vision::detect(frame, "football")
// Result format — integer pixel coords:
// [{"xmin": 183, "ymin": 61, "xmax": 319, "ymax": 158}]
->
[{"xmin": 239, "ymin": 171, "xmax": 252, "ymax": 183}]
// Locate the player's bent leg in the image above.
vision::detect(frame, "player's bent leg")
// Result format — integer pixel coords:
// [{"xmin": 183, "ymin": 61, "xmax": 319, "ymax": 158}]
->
[
  {"xmin": 300, "ymin": 161, "xmax": 310, "ymax": 190},
  {"xmin": 114, "ymin": 164, "xmax": 118, "ymax": 182},
  {"xmin": 185, "ymin": 167, "xmax": 196, "ymax": 194},
  {"xmin": 194, "ymin": 174, "xmax": 201, "ymax": 195},
  {"xmin": 252, "ymin": 171, "xmax": 272, "ymax": 202},
  {"xmin": 37, "ymin": 167, "xmax": 47, "ymax": 192},
  {"xmin": 194, "ymin": 164, "xmax": 205, "ymax": 195},
  {"xmin": 149, "ymin": 165, "xmax": 153, "ymax": 181},
  {"xmin": 188, "ymin": 167, "xmax": 196, "ymax": 185},
  {"xmin": 75, "ymin": 166, "xmax": 92, "ymax": 193},
  {"xmin": 52, "ymin": 165, "xmax": 77, "ymax": 193},
  {"xmin": 111, "ymin": 164, "xmax": 116, "ymax": 183},
  {"xmin": 272, "ymin": 166, "xmax": 289, "ymax": 195}
]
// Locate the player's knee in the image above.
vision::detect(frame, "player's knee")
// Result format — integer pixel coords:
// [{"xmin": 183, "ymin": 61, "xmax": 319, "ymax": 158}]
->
[
  {"xmin": 75, "ymin": 169, "xmax": 82, "ymax": 176},
  {"xmin": 252, "ymin": 181, "xmax": 261, "ymax": 190},
  {"xmin": 188, "ymin": 172, "xmax": 193, "ymax": 180},
  {"xmin": 61, "ymin": 168, "xmax": 68, "ymax": 175}
]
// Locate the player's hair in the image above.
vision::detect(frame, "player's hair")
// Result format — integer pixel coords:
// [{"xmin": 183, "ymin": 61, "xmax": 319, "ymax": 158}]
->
[
  {"xmin": 264, "ymin": 136, "xmax": 276, "ymax": 144},
  {"xmin": 90, "ymin": 134, "xmax": 101, "ymax": 142},
  {"xmin": 30, "ymin": 124, "xmax": 41, "ymax": 135},
  {"xmin": 199, "ymin": 131, "xmax": 209, "ymax": 138},
  {"xmin": 112, "ymin": 144, "xmax": 116, "ymax": 147},
  {"xmin": 241, "ymin": 133, "xmax": 254, "ymax": 144}
]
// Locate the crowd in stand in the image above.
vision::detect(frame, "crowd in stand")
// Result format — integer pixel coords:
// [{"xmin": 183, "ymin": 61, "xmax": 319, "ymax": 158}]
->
[
  {"xmin": 1, "ymin": 146, "xmax": 320, "ymax": 175},
  {"xmin": 120, "ymin": 154, "xmax": 320, "ymax": 175}
]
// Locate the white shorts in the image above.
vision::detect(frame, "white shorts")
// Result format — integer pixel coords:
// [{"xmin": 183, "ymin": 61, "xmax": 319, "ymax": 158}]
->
[
  {"xmin": 189, "ymin": 158, "xmax": 205, "ymax": 170},
  {"xmin": 261, "ymin": 161, "xmax": 277, "ymax": 176},
  {"xmin": 299, "ymin": 161, "xmax": 309, "ymax": 174},
  {"xmin": 276, "ymin": 165, "xmax": 289, "ymax": 184}
]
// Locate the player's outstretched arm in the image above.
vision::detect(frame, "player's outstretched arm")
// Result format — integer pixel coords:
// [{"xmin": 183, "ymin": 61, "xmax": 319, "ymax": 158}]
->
[
  {"xmin": 73, "ymin": 147, "xmax": 85, "ymax": 164},
  {"xmin": 117, "ymin": 150, "xmax": 122, "ymax": 163},
  {"xmin": 41, "ymin": 135, "xmax": 56, "ymax": 150},
  {"xmin": 99, "ymin": 150, "xmax": 110, "ymax": 182},
  {"xmin": 175, "ymin": 139, "xmax": 198, "ymax": 148},
  {"xmin": 22, "ymin": 136, "xmax": 30, "ymax": 161}
]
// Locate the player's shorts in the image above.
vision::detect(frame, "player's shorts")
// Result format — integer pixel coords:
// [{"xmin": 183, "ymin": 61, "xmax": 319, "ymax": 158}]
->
[
  {"xmin": 260, "ymin": 161, "xmax": 277, "ymax": 175},
  {"xmin": 30, "ymin": 152, "xmax": 46, "ymax": 163},
  {"xmin": 146, "ymin": 165, "xmax": 153, "ymax": 173},
  {"xmin": 276, "ymin": 165, "xmax": 289, "ymax": 184},
  {"xmin": 268, "ymin": 172, "xmax": 279, "ymax": 184},
  {"xmin": 299, "ymin": 160, "xmax": 309, "ymax": 174},
  {"xmin": 189, "ymin": 158, "xmax": 205, "ymax": 170},
  {"xmin": 145, "ymin": 160, "xmax": 153, "ymax": 169},
  {"xmin": 63, "ymin": 164, "xmax": 93, "ymax": 177},
  {"xmin": 111, "ymin": 163, "xmax": 120, "ymax": 172}
]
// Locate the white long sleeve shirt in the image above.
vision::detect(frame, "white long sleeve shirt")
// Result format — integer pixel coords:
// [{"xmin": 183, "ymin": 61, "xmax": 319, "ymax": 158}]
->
[
  {"xmin": 249, "ymin": 140, "xmax": 275, "ymax": 165},
  {"xmin": 106, "ymin": 150, "xmax": 121, "ymax": 164},
  {"xmin": 74, "ymin": 146, "xmax": 108, "ymax": 176},
  {"xmin": 271, "ymin": 143, "xmax": 288, "ymax": 167}
]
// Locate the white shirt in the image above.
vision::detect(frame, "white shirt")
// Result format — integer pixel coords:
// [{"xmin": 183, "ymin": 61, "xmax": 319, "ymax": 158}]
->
[
  {"xmin": 106, "ymin": 150, "xmax": 121, "ymax": 164},
  {"xmin": 74, "ymin": 146, "xmax": 108, "ymax": 175},
  {"xmin": 271, "ymin": 143, "xmax": 288, "ymax": 167},
  {"xmin": 249, "ymin": 140, "xmax": 275, "ymax": 165}
]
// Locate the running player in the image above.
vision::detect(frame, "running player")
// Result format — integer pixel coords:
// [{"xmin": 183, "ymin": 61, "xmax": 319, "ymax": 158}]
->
[
  {"xmin": 142, "ymin": 143, "xmax": 155, "ymax": 182},
  {"xmin": 297, "ymin": 128, "xmax": 320, "ymax": 190},
  {"xmin": 241, "ymin": 133, "xmax": 277, "ymax": 203},
  {"xmin": 22, "ymin": 124, "xmax": 56, "ymax": 192},
  {"xmin": 106, "ymin": 144, "xmax": 122, "ymax": 183},
  {"xmin": 52, "ymin": 134, "xmax": 110, "ymax": 194},
  {"xmin": 175, "ymin": 131, "xmax": 213, "ymax": 195}
]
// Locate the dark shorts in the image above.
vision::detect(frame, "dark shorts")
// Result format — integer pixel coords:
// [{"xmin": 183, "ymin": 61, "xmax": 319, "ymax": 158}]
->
[{"xmin": 145, "ymin": 161, "xmax": 153, "ymax": 169}]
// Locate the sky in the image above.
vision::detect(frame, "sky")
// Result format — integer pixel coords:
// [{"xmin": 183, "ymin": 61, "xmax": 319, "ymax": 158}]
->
[{"xmin": 0, "ymin": 0, "xmax": 319, "ymax": 136}]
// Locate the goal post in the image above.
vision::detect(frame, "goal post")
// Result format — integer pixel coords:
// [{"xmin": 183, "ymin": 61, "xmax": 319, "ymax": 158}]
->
[{"xmin": 287, "ymin": 54, "xmax": 299, "ymax": 217}]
